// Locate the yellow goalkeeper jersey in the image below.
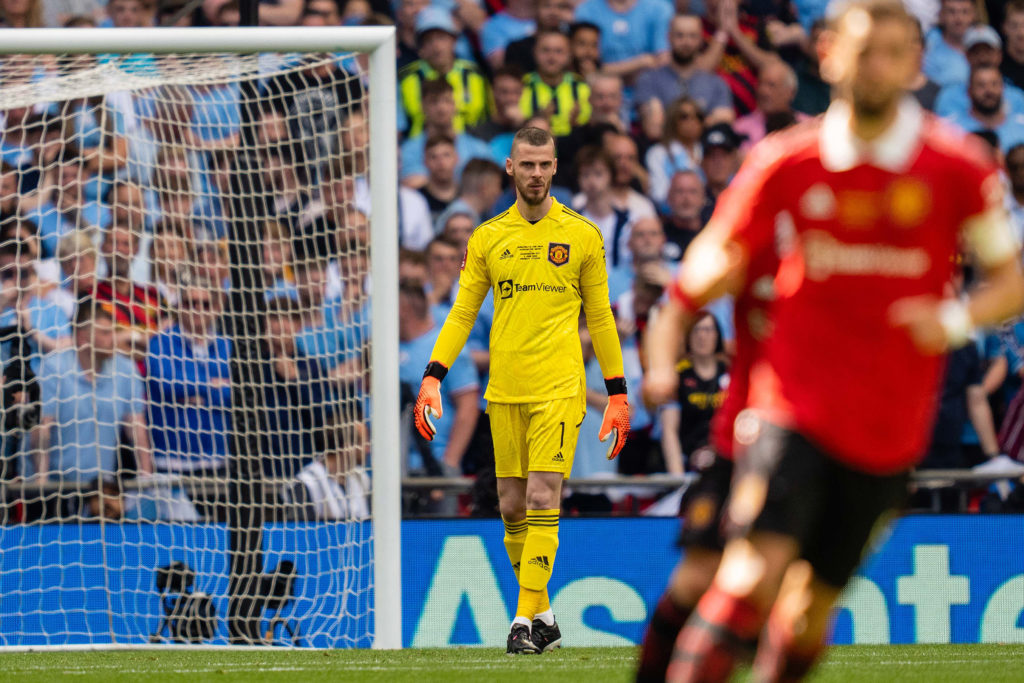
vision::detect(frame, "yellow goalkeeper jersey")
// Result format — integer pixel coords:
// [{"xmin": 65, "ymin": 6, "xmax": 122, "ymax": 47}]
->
[{"xmin": 449, "ymin": 197, "xmax": 619, "ymax": 403}]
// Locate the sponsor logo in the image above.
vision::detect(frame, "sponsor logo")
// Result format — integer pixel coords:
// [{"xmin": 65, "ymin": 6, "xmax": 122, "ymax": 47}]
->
[
  {"xmin": 552, "ymin": 452, "xmax": 564, "ymax": 463},
  {"xmin": 686, "ymin": 391, "xmax": 725, "ymax": 410},
  {"xmin": 499, "ymin": 248, "xmax": 514, "ymax": 260},
  {"xmin": 802, "ymin": 231, "xmax": 930, "ymax": 281},
  {"xmin": 514, "ymin": 282, "xmax": 568, "ymax": 294},
  {"xmin": 548, "ymin": 242, "xmax": 570, "ymax": 266},
  {"xmin": 528, "ymin": 555, "xmax": 551, "ymax": 572},
  {"xmin": 497, "ymin": 280, "xmax": 570, "ymax": 298}
]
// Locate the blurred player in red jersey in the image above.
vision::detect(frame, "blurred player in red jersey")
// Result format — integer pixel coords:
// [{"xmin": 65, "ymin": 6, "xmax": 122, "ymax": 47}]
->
[
  {"xmin": 658, "ymin": 1, "xmax": 1024, "ymax": 682},
  {"xmin": 634, "ymin": 246, "xmax": 778, "ymax": 683}
]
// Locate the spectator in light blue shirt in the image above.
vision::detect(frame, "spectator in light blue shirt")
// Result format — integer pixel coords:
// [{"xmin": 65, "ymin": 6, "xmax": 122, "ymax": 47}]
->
[
  {"xmin": 99, "ymin": 0, "xmax": 159, "ymax": 73},
  {"xmin": 934, "ymin": 26, "xmax": 1024, "ymax": 119},
  {"xmin": 291, "ymin": 237, "xmax": 369, "ymax": 387},
  {"xmin": 481, "ymin": 0, "xmax": 536, "ymax": 68},
  {"xmin": 946, "ymin": 65, "xmax": 1024, "ymax": 153},
  {"xmin": 0, "ymin": 234, "xmax": 72, "ymax": 374},
  {"xmin": 23, "ymin": 150, "xmax": 109, "ymax": 259},
  {"xmin": 922, "ymin": 0, "xmax": 976, "ymax": 88},
  {"xmin": 189, "ymin": 82, "xmax": 241, "ymax": 146},
  {"xmin": 574, "ymin": 0, "xmax": 671, "ymax": 80},
  {"xmin": 608, "ymin": 216, "xmax": 673, "ymax": 301},
  {"xmin": 400, "ymin": 131, "xmax": 493, "ymax": 187},
  {"xmin": 147, "ymin": 278, "xmax": 232, "ymax": 474},
  {"xmin": 34, "ymin": 298, "xmax": 150, "ymax": 481},
  {"xmin": 398, "ymin": 279, "xmax": 479, "ymax": 477}
]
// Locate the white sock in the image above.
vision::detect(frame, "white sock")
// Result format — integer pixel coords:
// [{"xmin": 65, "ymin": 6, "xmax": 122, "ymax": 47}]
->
[
  {"xmin": 512, "ymin": 616, "xmax": 532, "ymax": 630},
  {"xmin": 534, "ymin": 609, "xmax": 555, "ymax": 626}
]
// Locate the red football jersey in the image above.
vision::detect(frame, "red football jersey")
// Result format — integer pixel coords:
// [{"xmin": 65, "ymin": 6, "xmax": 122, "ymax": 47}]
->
[
  {"xmin": 706, "ymin": 100, "xmax": 1012, "ymax": 474},
  {"xmin": 709, "ymin": 247, "xmax": 779, "ymax": 460},
  {"xmin": 667, "ymin": 246, "xmax": 778, "ymax": 460}
]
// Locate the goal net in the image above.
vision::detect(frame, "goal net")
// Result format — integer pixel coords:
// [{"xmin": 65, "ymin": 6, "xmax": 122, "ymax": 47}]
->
[{"xmin": 0, "ymin": 29, "xmax": 398, "ymax": 649}]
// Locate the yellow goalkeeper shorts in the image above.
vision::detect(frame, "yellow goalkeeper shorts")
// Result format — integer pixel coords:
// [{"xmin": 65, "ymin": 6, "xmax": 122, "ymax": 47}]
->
[{"xmin": 488, "ymin": 391, "xmax": 586, "ymax": 479}]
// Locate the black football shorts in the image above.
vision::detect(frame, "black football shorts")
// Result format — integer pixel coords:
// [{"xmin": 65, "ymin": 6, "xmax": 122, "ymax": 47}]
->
[
  {"xmin": 677, "ymin": 447, "xmax": 734, "ymax": 552},
  {"xmin": 731, "ymin": 420, "xmax": 908, "ymax": 588}
]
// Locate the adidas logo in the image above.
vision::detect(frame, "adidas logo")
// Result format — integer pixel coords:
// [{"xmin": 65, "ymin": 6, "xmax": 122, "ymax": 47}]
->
[
  {"xmin": 499, "ymin": 248, "xmax": 514, "ymax": 260},
  {"xmin": 552, "ymin": 452, "xmax": 564, "ymax": 463},
  {"xmin": 528, "ymin": 555, "xmax": 551, "ymax": 572}
]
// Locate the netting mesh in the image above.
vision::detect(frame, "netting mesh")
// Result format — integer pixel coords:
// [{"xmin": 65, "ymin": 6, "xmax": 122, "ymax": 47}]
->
[{"xmin": 0, "ymin": 50, "xmax": 374, "ymax": 647}]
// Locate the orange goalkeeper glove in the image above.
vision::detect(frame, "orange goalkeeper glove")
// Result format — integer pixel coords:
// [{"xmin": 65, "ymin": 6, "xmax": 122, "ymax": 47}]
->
[
  {"xmin": 414, "ymin": 361, "xmax": 447, "ymax": 441},
  {"xmin": 599, "ymin": 377, "xmax": 630, "ymax": 460}
]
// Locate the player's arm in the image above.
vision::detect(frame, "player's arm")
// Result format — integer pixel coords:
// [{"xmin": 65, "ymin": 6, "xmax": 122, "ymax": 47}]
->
[
  {"xmin": 415, "ymin": 233, "xmax": 490, "ymax": 441},
  {"xmin": 963, "ymin": 183, "xmax": 1024, "ymax": 330},
  {"xmin": 580, "ymin": 239, "xmax": 630, "ymax": 460},
  {"xmin": 891, "ymin": 174, "xmax": 1024, "ymax": 353},
  {"xmin": 645, "ymin": 147, "xmax": 778, "ymax": 404},
  {"xmin": 674, "ymin": 139, "xmax": 782, "ymax": 309},
  {"xmin": 644, "ymin": 296, "xmax": 696, "ymax": 409},
  {"xmin": 964, "ymin": 256, "xmax": 1024, "ymax": 331}
]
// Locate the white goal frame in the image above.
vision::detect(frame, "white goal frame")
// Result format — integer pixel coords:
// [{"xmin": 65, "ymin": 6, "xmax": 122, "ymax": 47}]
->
[{"xmin": 0, "ymin": 26, "xmax": 401, "ymax": 651}]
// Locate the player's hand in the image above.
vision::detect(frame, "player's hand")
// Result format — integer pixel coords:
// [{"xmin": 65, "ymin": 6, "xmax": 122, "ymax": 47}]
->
[
  {"xmin": 889, "ymin": 295, "xmax": 964, "ymax": 355},
  {"xmin": 599, "ymin": 393, "xmax": 631, "ymax": 460},
  {"xmin": 643, "ymin": 367, "xmax": 678, "ymax": 408},
  {"xmin": 414, "ymin": 376, "xmax": 443, "ymax": 441}
]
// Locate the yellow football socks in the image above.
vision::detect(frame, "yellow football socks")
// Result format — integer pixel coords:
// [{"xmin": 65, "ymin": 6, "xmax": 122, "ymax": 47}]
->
[
  {"xmin": 504, "ymin": 516, "xmax": 552, "ymax": 618},
  {"xmin": 502, "ymin": 517, "xmax": 527, "ymax": 574},
  {"xmin": 515, "ymin": 509, "xmax": 560, "ymax": 621}
]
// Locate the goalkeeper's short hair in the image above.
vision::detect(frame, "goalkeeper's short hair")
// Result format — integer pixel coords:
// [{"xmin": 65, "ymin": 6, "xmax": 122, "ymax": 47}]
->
[{"xmin": 512, "ymin": 125, "xmax": 554, "ymax": 152}]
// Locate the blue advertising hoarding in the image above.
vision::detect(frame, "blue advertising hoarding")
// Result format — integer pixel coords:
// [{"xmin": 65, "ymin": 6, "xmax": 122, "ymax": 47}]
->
[
  {"xmin": 1, "ymin": 515, "xmax": 1023, "ymax": 647},
  {"xmin": 404, "ymin": 515, "xmax": 1024, "ymax": 647}
]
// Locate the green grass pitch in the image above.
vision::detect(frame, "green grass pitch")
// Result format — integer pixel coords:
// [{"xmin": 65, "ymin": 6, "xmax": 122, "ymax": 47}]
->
[{"xmin": 2, "ymin": 644, "xmax": 1023, "ymax": 682}]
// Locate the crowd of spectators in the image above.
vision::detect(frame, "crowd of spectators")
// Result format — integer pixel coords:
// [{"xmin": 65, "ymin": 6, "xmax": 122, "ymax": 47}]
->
[
  {"xmin": 1, "ymin": 0, "xmax": 1024, "ymax": 520},
  {"xmin": 390, "ymin": 0, "xmax": 1024, "ymax": 515}
]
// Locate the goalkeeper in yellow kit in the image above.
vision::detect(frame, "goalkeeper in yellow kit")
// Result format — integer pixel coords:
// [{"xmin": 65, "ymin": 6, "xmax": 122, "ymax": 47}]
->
[{"xmin": 413, "ymin": 126, "xmax": 630, "ymax": 654}]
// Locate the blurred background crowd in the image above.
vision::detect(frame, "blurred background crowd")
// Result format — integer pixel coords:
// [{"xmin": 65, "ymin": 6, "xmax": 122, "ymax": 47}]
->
[{"xmin": 1, "ymin": 0, "xmax": 1023, "ymax": 520}]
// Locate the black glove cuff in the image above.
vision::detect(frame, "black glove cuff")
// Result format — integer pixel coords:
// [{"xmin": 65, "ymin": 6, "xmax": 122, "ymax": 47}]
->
[
  {"xmin": 604, "ymin": 377, "xmax": 627, "ymax": 395},
  {"xmin": 423, "ymin": 361, "xmax": 448, "ymax": 381}
]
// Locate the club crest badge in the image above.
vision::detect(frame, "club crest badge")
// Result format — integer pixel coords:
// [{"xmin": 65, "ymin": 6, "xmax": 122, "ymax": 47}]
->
[{"xmin": 548, "ymin": 242, "xmax": 569, "ymax": 266}]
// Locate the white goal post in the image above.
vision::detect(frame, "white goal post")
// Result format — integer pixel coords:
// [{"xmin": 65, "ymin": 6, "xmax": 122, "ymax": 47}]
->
[{"xmin": 0, "ymin": 27, "xmax": 401, "ymax": 650}]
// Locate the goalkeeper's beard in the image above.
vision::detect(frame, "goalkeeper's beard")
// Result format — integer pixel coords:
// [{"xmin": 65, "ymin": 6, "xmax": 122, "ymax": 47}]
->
[{"xmin": 514, "ymin": 175, "xmax": 552, "ymax": 207}]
